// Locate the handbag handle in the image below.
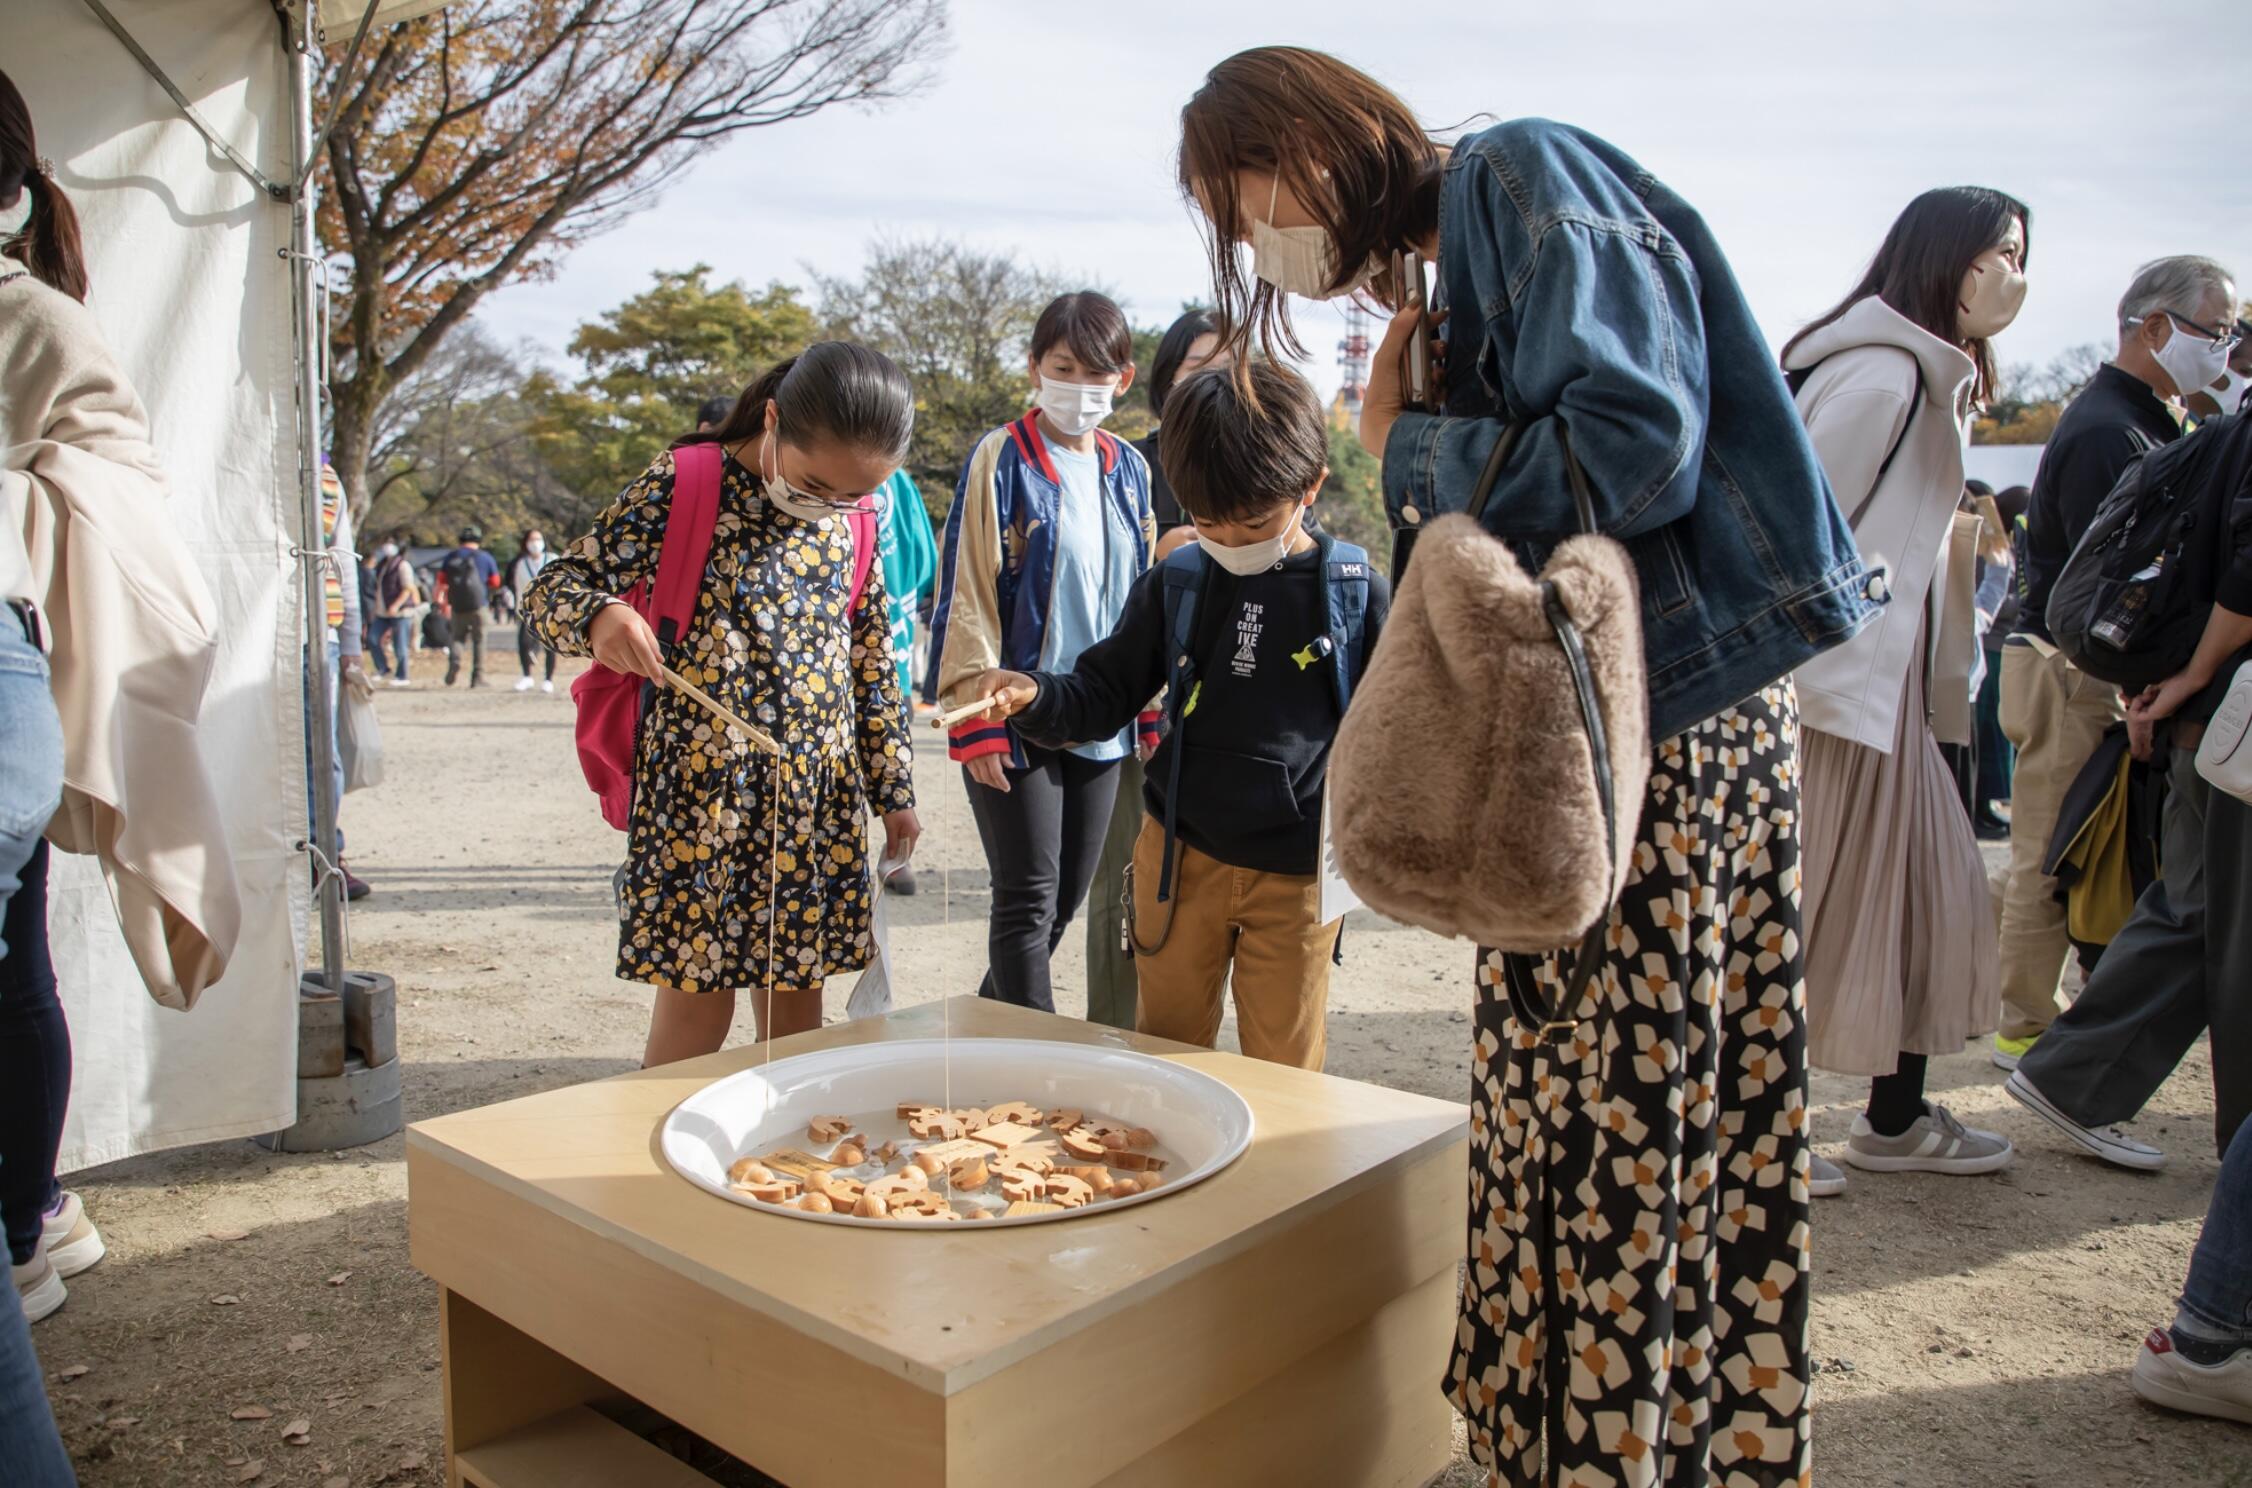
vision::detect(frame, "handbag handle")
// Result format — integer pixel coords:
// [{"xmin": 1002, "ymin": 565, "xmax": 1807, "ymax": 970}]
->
[{"xmin": 1488, "ymin": 423, "xmax": 1621, "ymax": 1041}]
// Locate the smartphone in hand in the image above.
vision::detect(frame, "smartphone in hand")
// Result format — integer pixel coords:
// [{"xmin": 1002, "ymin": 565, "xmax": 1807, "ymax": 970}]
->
[{"xmin": 1393, "ymin": 250, "xmax": 1434, "ymax": 412}]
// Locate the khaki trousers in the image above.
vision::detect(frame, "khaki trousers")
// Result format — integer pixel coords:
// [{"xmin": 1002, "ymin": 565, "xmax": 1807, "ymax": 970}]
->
[
  {"xmin": 1128, "ymin": 818, "xmax": 1338, "ymax": 1070},
  {"xmin": 1996, "ymin": 639, "xmax": 2124, "ymax": 1038}
]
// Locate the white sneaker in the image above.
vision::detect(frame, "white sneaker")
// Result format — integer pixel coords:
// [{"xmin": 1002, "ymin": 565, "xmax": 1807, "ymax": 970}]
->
[
  {"xmin": 42, "ymin": 1191, "xmax": 105, "ymax": 1278},
  {"xmin": 2132, "ymin": 1327, "xmax": 2252, "ymax": 1424},
  {"xmin": 514, "ymin": 676, "xmax": 535, "ymax": 692},
  {"xmin": 13, "ymin": 1248, "xmax": 66, "ymax": 1324},
  {"xmin": 1807, "ymin": 1153, "xmax": 1847, "ymax": 1197},
  {"xmin": 2004, "ymin": 1069, "xmax": 2166, "ymax": 1171},
  {"xmin": 540, "ymin": 679, "xmax": 556, "ymax": 694},
  {"xmin": 1843, "ymin": 1103, "xmax": 2013, "ymax": 1175},
  {"xmin": 388, "ymin": 677, "xmax": 411, "ymax": 688}
]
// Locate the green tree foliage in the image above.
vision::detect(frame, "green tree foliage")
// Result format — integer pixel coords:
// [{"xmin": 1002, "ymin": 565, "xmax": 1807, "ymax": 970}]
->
[
  {"xmin": 814, "ymin": 237, "xmax": 1156, "ymax": 519},
  {"xmin": 1316, "ymin": 421, "xmax": 1395, "ymax": 574},
  {"xmin": 532, "ymin": 266, "xmax": 818, "ymax": 502}
]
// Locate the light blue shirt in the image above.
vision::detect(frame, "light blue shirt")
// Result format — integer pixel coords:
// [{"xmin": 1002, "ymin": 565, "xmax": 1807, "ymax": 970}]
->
[{"xmin": 1038, "ymin": 441, "xmax": 1137, "ymax": 761}]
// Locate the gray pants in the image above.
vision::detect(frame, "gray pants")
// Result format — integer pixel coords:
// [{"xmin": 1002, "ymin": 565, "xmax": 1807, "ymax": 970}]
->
[{"xmin": 2019, "ymin": 745, "xmax": 2252, "ymax": 1155}]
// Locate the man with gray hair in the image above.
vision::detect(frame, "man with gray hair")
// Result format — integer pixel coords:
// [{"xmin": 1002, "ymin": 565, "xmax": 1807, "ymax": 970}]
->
[{"xmin": 1993, "ymin": 255, "xmax": 2238, "ymax": 1079}]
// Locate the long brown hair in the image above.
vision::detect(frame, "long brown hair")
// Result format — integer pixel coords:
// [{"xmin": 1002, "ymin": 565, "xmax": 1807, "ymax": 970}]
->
[
  {"xmin": 677, "ymin": 341, "xmax": 914, "ymax": 462},
  {"xmin": 1780, "ymin": 186, "xmax": 2029, "ymax": 407},
  {"xmin": 1177, "ymin": 47, "xmax": 1441, "ymax": 367},
  {"xmin": 0, "ymin": 70, "xmax": 89, "ymax": 302}
]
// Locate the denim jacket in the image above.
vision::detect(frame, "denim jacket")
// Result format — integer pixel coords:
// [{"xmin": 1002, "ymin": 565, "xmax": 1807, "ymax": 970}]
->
[{"xmin": 1384, "ymin": 119, "xmax": 1879, "ymax": 741}]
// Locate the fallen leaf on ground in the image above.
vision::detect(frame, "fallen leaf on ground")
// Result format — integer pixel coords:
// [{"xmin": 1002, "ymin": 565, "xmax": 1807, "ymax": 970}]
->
[
  {"xmin": 282, "ymin": 1419, "xmax": 311, "ymax": 1444},
  {"xmin": 325, "ymin": 1271, "xmax": 351, "ymax": 1286},
  {"xmin": 209, "ymin": 1228, "xmax": 251, "ymax": 1241},
  {"xmin": 230, "ymin": 1405, "xmax": 272, "ymax": 1421},
  {"xmin": 286, "ymin": 1334, "xmax": 312, "ymax": 1353},
  {"xmin": 56, "ymin": 1365, "xmax": 89, "ymax": 1380},
  {"xmin": 397, "ymin": 1449, "xmax": 427, "ymax": 1469},
  {"xmin": 236, "ymin": 1461, "xmax": 264, "ymax": 1482},
  {"xmin": 105, "ymin": 1415, "xmax": 140, "ymax": 1430},
  {"xmin": 210, "ymin": 1294, "xmax": 241, "ymax": 1306}
]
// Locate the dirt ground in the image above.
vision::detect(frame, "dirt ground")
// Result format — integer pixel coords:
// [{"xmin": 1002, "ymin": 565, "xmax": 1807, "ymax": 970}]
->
[{"xmin": 26, "ymin": 638, "xmax": 2247, "ymax": 1487}]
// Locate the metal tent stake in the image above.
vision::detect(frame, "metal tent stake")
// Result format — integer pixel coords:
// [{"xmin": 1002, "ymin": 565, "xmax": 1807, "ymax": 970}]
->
[{"xmin": 257, "ymin": 0, "xmax": 402, "ymax": 1153}]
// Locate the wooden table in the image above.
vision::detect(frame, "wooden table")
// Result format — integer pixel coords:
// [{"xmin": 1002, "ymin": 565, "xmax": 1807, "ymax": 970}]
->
[{"xmin": 408, "ymin": 997, "xmax": 1469, "ymax": 1488}]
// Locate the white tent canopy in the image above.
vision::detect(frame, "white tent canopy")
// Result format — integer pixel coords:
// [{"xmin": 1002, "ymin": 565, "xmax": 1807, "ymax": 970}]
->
[{"xmin": 18, "ymin": 0, "xmax": 375, "ymax": 1167}]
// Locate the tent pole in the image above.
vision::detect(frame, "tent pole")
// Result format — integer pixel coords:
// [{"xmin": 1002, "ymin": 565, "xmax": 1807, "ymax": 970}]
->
[{"xmin": 289, "ymin": 0, "xmax": 347, "ymax": 995}]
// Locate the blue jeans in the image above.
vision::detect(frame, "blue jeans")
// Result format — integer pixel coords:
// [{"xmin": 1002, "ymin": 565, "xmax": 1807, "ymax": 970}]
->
[
  {"xmin": 371, "ymin": 615, "xmax": 411, "ymax": 679},
  {"xmin": 303, "ymin": 640, "xmax": 345, "ymax": 853},
  {"xmin": 0, "ymin": 616, "xmax": 62, "ymax": 950},
  {"xmin": 0, "ymin": 612, "xmax": 76, "ymax": 1485},
  {"xmin": 2178, "ymin": 1115, "xmax": 2252, "ymax": 1347}
]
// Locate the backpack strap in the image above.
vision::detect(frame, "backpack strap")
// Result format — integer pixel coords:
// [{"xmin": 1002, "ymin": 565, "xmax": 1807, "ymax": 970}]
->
[
  {"xmin": 1321, "ymin": 535, "xmax": 1373, "ymax": 715},
  {"xmin": 650, "ymin": 444, "xmax": 724, "ymax": 645},
  {"xmin": 846, "ymin": 506, "xmax": 879, "ymax": 615},
  {"xmin": 1153, "ymin": 548, "xmax": 1210, "ymax": 904}
]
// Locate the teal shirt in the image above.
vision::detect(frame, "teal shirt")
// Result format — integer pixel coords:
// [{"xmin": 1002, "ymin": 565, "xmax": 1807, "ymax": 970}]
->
[{"xmin": 877, "ymin": 470, "xmax": 937, "ymax": 697}]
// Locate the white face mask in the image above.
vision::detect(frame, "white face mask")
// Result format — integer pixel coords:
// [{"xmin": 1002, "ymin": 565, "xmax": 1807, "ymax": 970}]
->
[
  {"xmin": 1035, "ymin": 377, "xmax": 1114, "ymax": 437},
  {"xmin": 1957, "ymin": 255, "xmax": 2027, "ymax": 340},
  {"xmin": 0, "ymin": 191, "xmax": 29, "ymax": 240},
  {"xmin": 376, "ymin": 542, "xmax": 398, "ymax": 560},
  {"xmin": 1198, "ymin": 501, "xmax": 1305, "ymax": 577},
  {"xmin": 760, "ymin": 431, "xmax": 836, "ymax": 523},
  {"xmin": 1249, "ymin": 171, "xmax": 1377, "ymax": 301},
  {"xmin": 2151, "ymin": 315, "xmax": 2234, "ymax": 405},
  {"xmin": 2198, "ymin": 363, "xmax": 2251, "ymax": 416},
  {"xmin": 525, "ymin": 538, "xmax": 545, "ymax": 557}
]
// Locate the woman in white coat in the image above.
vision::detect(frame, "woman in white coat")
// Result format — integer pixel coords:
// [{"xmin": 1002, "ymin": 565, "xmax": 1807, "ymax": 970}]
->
[{"xmin": 1784, "ymin": 187, "xmax": 2030, "ymax": 1192}]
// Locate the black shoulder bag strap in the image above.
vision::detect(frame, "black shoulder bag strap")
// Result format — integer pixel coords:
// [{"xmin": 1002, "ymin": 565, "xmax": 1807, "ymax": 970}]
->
[{"xmin": 1470, "ymin": 424, "xmax": 1621, "ymax": 1044}]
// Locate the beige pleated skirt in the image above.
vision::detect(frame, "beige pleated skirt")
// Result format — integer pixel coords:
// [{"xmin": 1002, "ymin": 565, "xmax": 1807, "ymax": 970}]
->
[{"xmin": 1801, "ymin": 646, "xmax": 2000, "ymax": 1076}]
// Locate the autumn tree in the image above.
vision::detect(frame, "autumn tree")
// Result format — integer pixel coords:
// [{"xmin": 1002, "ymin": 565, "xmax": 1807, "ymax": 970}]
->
[
  {"xmin": 531, "ymin": 265, "xmax": 817, "ymax": 501},
  {"xmin": 316, "ymin": 0, "xmax": 947, "ymax": 525}
]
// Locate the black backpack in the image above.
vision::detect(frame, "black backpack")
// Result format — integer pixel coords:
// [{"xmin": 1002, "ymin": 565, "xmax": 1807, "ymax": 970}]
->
[
  {"xmin": 2048, "ymin": 414, "xmax": 2252, "ymax": 689},
  {"xmin": 441, "ymin": 550, "xmax": 484, "ymax": 615}
]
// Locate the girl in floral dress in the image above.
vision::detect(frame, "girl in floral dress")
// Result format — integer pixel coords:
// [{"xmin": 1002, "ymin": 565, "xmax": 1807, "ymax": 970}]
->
[{"xmin": 526, "ymin": 343, "xmax": 922, "ymax": 1065}]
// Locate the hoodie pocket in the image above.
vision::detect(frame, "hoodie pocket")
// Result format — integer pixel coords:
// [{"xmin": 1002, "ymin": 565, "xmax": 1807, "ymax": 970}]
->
[{"xmin": 1172, "ymin": 745, "xmax": 1303, "ymax": 837}]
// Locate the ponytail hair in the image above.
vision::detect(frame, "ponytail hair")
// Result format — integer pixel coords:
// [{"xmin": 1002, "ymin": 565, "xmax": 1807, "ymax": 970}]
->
[
  {"xmin": 0, "ymin": 70, "xmax": 89, "ymax": 302},
  {"xmin": 681, "ymin": 340, "xmax": 914, "ymax": 463}
]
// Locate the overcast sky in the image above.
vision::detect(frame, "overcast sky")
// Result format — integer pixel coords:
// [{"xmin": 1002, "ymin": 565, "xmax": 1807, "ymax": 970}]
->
[{"xmin": 477, "ymin": 1, "xmax": 2252, "ymax": 407}]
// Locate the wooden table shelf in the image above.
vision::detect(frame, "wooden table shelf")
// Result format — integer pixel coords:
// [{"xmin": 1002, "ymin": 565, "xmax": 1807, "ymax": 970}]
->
[
  {"xmin": 455, "ymin": 1404, "xmax": 717, "ymax": 1488},
  {"xmin": 410, "ymin": 997, "xmax": 1469, "ymax": 1488}
]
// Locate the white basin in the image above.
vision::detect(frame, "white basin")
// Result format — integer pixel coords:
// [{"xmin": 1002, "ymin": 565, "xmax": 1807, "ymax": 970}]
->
[{"xmin": 661, "ymin": 1037, "xmax": 1254, "ymax": 1228}]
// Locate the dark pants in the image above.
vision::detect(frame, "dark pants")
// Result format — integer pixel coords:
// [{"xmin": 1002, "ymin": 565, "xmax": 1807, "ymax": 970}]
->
[
  {"xmin": 517, "ymin": 623, "xmax": 556, "ymax": 681},
  {"xmin": 965, "ymin": 747, "xmax": 1120, "ymax": 1014},
  {"xmin": 0, "ymin": 842, "xmax": 67, "ymax": 1266},
  {"xmin": 446, "ymin": 609, "xmax": 486, "ymax": 684},
  {"xmin": 2021, "ymin": 748, "xmax": 2252, "ymax": 1154},
  {"xmin": 1083, "ymin": 755, "xmax": 1143, "ymax": 1030},
  {"xmin": 1975, "ymin": 647, "xmax": 2012, "ymax": 807}
]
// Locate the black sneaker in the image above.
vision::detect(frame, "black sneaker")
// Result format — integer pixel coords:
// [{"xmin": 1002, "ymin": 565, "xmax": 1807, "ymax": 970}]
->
[{"xmin": 444, "ymin": 661, "xmax": 460, "ymax": 687}]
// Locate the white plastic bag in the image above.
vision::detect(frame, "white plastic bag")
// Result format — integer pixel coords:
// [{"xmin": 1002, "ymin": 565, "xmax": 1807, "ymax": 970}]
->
[
  {"xmin": 846, "ymin": 858, "xmax": 908, "ymax": 1020},
  {"xmin": 2196, "ymin": 667, "xmax": 2252, "ymax": 806},
  {"xmin": 338, "ymin": 676, "xmax": 385, "ymax": 793}
]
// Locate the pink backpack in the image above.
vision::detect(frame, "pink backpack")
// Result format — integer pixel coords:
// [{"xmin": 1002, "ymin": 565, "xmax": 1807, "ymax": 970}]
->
[{"xmin": 570, "ymin": 443, "xmax": 877, "ymax": 830}]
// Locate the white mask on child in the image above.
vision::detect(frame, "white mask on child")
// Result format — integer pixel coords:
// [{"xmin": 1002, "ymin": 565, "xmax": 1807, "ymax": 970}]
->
[
  {"xmin": 1249, "ymin": 169, "xmax": 1378, "ymax": 301},
  {"xmin": 1198, "ymin": 502, "xmax": 1304, "ymax": 577},
  {"xmin": 0, "ymin": 191, "xmax": 29, "ymax": 240},
  {"xmin": 760, "ymin": 431, "xmax": 837, "ymax": 523},
  {"xmin": 1035, "ymin": 378, "xmax": 1115, "ymax": 437}
]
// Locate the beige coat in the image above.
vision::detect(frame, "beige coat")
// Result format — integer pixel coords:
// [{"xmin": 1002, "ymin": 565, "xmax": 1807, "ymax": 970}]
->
[
  {"xmin": 1786, "ymin": 296, "xmax": 1980, "ymax": 752},
  {"xmin": 2, "ymin": 257, "xmax": 239, "ymax": 1009}
]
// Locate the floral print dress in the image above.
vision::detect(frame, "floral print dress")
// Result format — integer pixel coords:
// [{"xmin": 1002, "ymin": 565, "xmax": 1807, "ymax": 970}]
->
[
  {"xmin": 525, "ymin": 448, "xmax": 914, "ymax": 994},
  {"xmin": 1451, "ymin": 683, "xmax": 1813, "ymax": 1488}
]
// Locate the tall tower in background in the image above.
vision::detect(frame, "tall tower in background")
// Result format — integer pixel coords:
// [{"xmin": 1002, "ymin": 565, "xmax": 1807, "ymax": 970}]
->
[{"xmin": 1333, "ymin": 303, "xmax": 1372, "ymax": 430}]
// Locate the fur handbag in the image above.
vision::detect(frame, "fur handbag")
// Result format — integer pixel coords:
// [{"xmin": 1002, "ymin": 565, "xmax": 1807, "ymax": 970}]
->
[{"xmin": 1330, "ymin": 426, "xmax": 1648, "ymax": 1031}]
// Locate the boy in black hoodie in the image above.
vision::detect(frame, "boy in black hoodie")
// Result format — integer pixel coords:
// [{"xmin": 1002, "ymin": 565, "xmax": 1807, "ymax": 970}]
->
[{"xmin": 971, "ymin": 362, "xmax": 1388, "ymax": 1068}]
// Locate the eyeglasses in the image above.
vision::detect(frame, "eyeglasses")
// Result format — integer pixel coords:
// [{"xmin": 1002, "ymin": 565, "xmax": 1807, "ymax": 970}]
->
[{"xmin": 2165, "ymin": 311, "xmax": 2242, "ymax": 350}]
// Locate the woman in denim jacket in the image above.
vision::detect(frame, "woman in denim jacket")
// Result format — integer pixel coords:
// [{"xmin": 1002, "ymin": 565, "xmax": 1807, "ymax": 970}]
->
[{"xmin": 1178, "ymin": 48, "xmax": 1875, "ymax": 1488}]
